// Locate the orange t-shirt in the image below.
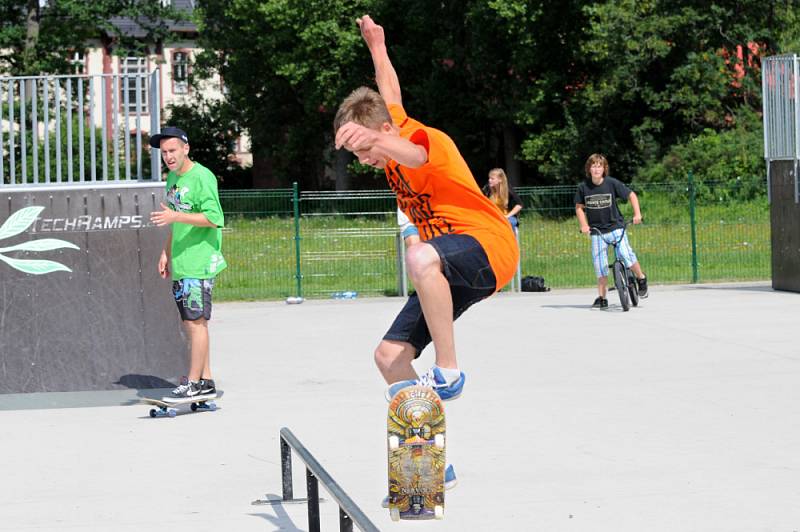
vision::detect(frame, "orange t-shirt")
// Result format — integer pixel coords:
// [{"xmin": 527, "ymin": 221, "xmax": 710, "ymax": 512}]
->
[{"xmin": 385, "ymin": 104, "xmax": 519, "ymax": 290}]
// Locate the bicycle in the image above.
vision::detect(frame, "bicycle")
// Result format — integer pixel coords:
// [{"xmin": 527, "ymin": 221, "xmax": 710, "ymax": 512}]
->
[{"xmin": 590, "ymin": 222, "xmax": 639, "ymax": 312}]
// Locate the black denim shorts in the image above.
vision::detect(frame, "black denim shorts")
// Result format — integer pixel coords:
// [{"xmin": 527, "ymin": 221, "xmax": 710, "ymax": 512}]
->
[{"xmin": 383, "ymin": 233, "xmax": 497, "ymax": 356}]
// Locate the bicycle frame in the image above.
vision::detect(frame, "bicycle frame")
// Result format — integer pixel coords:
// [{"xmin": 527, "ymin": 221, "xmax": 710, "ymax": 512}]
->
[{"xmin": 590, "ymin": 222, "xmax": 639, "ymax": 311}]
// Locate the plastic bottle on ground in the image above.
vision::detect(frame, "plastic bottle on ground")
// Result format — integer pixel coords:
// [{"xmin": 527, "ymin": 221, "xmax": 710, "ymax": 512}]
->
[{"xmin": 332, "ymin": 291, "xmax": 358, "ymax": 299}]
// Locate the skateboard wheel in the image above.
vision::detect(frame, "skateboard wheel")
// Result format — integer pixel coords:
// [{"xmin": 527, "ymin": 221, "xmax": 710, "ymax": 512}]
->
[
  {"xmin": 149, "ymin": 409, "xmax": 157, "ymax": 418},
  {"xmin": 168, "ymin": 409, "xmax": 177, "ymax": 418},
  {"xmin": 434, "ymin": 434, "xmax": 445, "ymax": 449},
  {"xmin": 389, "ymin": 508, "xmax": 400, "ymax": 521},
  {"xmin": 190, "ymin": 403, "xmax": 198, "ymax": 412},
  {"xmin": 434, "ymin": 505, "xmax": 444, "ymax": 519},
  {"xmin": 388, "ymin": 435, "xmax": 400, "ymax": 450},
  {"xmin": 208, "ymin": 402, "xmax": 217, "ymax": 411}
]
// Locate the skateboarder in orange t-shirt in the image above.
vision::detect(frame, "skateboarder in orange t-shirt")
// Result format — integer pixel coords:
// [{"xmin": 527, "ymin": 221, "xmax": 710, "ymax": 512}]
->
[{"xmin": 334, "ymin": 15, "xmax": 518, "ymax": 404}]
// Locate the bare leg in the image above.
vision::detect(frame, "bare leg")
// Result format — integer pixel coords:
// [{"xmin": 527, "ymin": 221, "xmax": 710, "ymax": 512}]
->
[
  {"xmin": 597, "ymin": 276, "xmax": 608, "ymax": 298},
  {"xmin": 182, "ymin": 318, "xmax": 209, "ymax": 382},
  {"xmin": 630, "ymin": 262, "xmax": 645, "ymax": 279},
  {"xmin": 375, "ymin": 340, "xmax": 418, "ymax": 384},
  {"xmin": 405, "ymin": 243, "xmax": 457, "ymax": 370}
]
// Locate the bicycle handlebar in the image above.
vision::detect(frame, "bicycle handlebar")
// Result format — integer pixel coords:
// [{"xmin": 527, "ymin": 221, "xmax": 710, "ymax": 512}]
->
[{"xmin": 586, "ymin": 220, "xmax": 638, "ymax": 245}]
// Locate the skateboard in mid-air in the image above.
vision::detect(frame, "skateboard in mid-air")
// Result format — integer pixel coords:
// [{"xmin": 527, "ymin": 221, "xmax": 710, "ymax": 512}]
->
[
  {"xmin": 141, "ymin": 392, "xmax": 222, "ymax": 418},
  {"xmin": 386, "ymin": 385, "xmax": 446, "ymax": 521}
]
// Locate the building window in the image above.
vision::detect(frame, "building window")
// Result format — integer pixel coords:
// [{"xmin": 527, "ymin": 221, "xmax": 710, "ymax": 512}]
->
[
  {"xmin": 70, "ymin": 50, "xmax": 86, "ymax": 75},
  {"xmin": 172, "ymin": 51, "xmax": 189, "ymax": 94},
  {"xmin": 120, "ymin": 57, "xmax": 148, "ymax": 112}
]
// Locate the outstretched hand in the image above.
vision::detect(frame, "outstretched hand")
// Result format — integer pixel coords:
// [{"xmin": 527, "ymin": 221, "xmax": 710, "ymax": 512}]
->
[
  {"xmin": 357, "ymin": 15, "xmax": 385, "ymax": 49},
  {"xmin": 150, "ymin": 203, "xmax": 178, "ymax": 226}
]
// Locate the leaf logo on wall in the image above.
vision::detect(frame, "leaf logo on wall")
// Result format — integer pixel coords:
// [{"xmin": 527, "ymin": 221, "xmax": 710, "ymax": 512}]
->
[{"xmin": 0, "ymin": 206, "xmax": 79, "ymax": 275}]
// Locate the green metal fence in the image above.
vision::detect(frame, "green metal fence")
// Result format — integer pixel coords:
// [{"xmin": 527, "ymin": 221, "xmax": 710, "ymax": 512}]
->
[{"xmin": 215, "ymin": 176, "xmax": 770, "ymax": 301}]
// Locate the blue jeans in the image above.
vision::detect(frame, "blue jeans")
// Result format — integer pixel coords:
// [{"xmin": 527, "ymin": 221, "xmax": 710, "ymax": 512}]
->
[{"xmin": 383, "ymin": 234, "xmax": 497, "ymax": 356}]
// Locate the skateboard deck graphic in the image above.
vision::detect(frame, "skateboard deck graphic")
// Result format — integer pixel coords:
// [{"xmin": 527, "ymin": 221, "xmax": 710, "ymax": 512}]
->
[
  {"xmin": 141, "ymin": 392, "xmax": 222, "ymax": 418},
  {"xmin": 386, "ymin": 385, "xmax": 446, "ymax": 520}
]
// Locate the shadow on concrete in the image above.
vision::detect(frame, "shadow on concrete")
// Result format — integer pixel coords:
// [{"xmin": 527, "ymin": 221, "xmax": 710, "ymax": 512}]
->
[
  {"xmin": 541, "ymin": 304, "xmax": 635, "ymax": 312},
  {"xmin": 687, "ymin": 284, "xmax": 775, "ymax": 293},
  {"xmin": 0, "ymin": 376, "xmax": 180, "ymax": 410},
  {"xmin": 115, "ymin": 374, "xmax": 177, "ymax": 389},
  {"xmin": 115, "ymin": 374, "xmax": 179, "ymax": 405},
  {"xmin": 249, "ymin": 493, "xmax": 305, "ymax": 532},
  {"xmin": 541, "ymin": 304, "xmax": 593, "ymax": 310}
]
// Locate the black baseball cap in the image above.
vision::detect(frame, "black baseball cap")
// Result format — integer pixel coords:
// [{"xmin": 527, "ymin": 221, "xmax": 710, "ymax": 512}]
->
[{"xmin": 149, "ymin": 126, "xmax": 189, "ymax": 148}]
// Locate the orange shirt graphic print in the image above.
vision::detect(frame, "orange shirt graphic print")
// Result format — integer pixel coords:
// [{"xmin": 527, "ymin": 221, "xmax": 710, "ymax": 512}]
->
[{"xmin": 384, "ymin": 104, "xmax": 519, "ymax": 290}]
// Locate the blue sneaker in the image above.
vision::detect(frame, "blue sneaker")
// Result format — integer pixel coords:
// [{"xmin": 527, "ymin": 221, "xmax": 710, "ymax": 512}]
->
[
  {"xmin": 385, "ymin": 366, "xmax": 466, "ymax": 402},
  {"xmin": 382, "ymin": 464, "xmax": 457, "ymax": 508},
  {"xmin": 444, "ymin": 464, "xmax": 457, "ymax": 489}
]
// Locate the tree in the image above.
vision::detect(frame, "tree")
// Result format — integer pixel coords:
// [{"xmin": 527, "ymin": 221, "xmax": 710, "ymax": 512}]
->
[
  {"xmin": 166, "ymin": 97, "xmax": 250, "ymax": 188},
  {"xmin": 193, "ymin": 0, "xmax": 377, "ymax": 189},
  {"xmin": 190, "ymin": 0, "xmax": 796, "ymax": 189},
  {"xmin": 0, "ymin": 0, "xmax": 183, "ymax": 76},
  {"xmin": 520, "ymin": 0, "xmax": 793, "ymax": 183},
  {"xmin": 375, "ymin": 0, "xmax": 589, "ymax": 186}
]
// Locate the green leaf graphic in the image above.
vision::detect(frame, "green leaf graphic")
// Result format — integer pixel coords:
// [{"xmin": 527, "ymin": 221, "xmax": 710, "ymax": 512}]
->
[
  {"xmin": 0, "ymin": 238, "xmax": 80, "ymax": 253},
  {"xmin": 0, "ymin": 254, "xmax": 72, "ymax": 275},
  {"xmin": 0, "ymin": 206, "xmax": 45, "ymax": 241}
]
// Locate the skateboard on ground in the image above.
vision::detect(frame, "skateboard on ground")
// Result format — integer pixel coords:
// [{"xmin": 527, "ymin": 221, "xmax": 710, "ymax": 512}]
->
[
  {"xmin": 141, "ymin": 391, "xmax": 222, "ymax": 418},
  {"xmin": 386, "ymin": 385, "xmax": 446, "ymax": 521}
]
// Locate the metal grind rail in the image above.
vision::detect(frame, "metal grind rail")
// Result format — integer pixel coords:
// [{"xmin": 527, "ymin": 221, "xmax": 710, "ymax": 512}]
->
[{"xmin": 253, "ymin": 427, "xmax": 380, "ymax": 532}]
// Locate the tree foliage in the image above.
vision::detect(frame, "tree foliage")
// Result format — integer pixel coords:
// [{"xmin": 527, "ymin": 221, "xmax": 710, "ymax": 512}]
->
[
  {"xmin": 193, "ymin": 0, "xmax": 377, "ymax": 189},
  {"xmin": 519, "ymin": 0, "xmax": 789, "ymax": 183},
  {"xmin": 2, "ymin": 0, "xmax": 796, "ymax": 187},
  {"xmin": 166, "ymin": 96, "xmax": 250, "ymax": 188},
  {"xmin": 0, "ymin": 1, "xmax": 183, "ymax": 75},
  {"xmin": 637, "ymin": 106, "xmax": 764, "ymax": 185}
]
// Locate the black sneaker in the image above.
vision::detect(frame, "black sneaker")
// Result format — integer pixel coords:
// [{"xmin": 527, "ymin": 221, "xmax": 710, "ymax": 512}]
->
[
  {"xmin": 199, "ymin": 379, "xmax": 216, "ymax": 395},
  {"xmin": 163, "ymin": 380, "xmax": 203, "ymax": 403},
  {"xmin": 592, "ymin": 297, "xmax": 609, "ymax": 309},
  {"xmin": 637, "ymin": 277, "xmax": 648, "ymax": 298}
]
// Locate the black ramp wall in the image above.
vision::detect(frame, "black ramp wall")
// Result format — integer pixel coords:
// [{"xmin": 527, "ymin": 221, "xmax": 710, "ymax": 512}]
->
[
  {"xmin": 0, "ymin": 183, "xmax": 188, "ymax": 393},
  {"xmin": 770, "ymin": 160, "xmax": 800, "ymax": 292}
]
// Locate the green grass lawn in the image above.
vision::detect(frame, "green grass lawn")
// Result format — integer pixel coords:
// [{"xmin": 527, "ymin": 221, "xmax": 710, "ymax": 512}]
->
[
  {"xmin": 214, "ymin": 199, "xmax": 771, "ymax": 301},
  {"xmin": 518, "ymin": 219, "xmax": 770, "ymax": 289}
]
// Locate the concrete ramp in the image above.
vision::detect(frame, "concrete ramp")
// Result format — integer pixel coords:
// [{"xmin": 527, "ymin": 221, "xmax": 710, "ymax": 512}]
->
[{"xmin": 0, "ymin": 183, "xmax": 186, "ymax": 393}]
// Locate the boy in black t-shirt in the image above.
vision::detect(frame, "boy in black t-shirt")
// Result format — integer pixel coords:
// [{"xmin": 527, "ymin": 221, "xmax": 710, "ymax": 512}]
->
[{"xmin": 574, "ymin": 153, "xmax": 648, "ymax": 308}]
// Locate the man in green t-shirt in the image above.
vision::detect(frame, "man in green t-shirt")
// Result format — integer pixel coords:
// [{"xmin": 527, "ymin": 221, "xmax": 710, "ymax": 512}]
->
[{"xmin": 149, "ymin": 126, "xmax": 227, "ymax": 402}]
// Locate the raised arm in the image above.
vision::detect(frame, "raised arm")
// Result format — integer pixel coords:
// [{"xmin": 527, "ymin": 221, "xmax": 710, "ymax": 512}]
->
[{"xmin": 357, "ymin": 15, "xmax": 401, "ymax": 106}]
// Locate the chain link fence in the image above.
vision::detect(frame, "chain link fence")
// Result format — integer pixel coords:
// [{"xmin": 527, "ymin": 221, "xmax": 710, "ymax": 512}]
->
[{"xmin": 215, "ymin": 176, "xmax": 770, "ymax": 301}]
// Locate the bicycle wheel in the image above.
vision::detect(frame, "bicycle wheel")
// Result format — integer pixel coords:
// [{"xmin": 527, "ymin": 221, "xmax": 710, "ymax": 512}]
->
[
  {"xmin": 613, "ymin": 261, "xmax": 630, "ymax": 311},
  {"xmin": 627, "ymin": 269, "xmax": 639, "ymax": 307}
]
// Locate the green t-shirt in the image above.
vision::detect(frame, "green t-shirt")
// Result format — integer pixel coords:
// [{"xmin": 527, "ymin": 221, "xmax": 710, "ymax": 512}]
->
[{"xmin": 165, "ymin": 162, "xmax": 227, "ymax": 280}]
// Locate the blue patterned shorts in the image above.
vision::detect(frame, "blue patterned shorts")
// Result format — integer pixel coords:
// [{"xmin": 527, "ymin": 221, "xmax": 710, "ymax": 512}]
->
[{"xmin": 172, "ymin": 278, "xmax": 215, "ymax": 321}]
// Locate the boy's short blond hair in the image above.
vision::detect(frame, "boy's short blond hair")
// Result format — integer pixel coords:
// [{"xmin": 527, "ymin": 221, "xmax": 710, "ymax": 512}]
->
[
  {"xmin": 333, "ymin": 87, "xmax": 393, "ymax": 134},
  {"xmin": 584, "ymin": 153, "xmax": 609, "ymax": 178}
]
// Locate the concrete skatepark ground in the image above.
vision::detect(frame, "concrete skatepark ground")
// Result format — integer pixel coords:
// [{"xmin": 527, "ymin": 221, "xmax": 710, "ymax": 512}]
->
[{"xmin": 1, "ymin": 283, "xmax": 798, "ymax": 531}]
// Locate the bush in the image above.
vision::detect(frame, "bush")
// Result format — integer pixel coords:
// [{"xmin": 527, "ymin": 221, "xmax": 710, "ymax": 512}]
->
[
  {"xmin": 164, "ymin": 98, "xmax": 251, "ymax": 188},
  {"xmin": 636, "ymin": 107, "xmax": 764, "ymax": 192}
]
